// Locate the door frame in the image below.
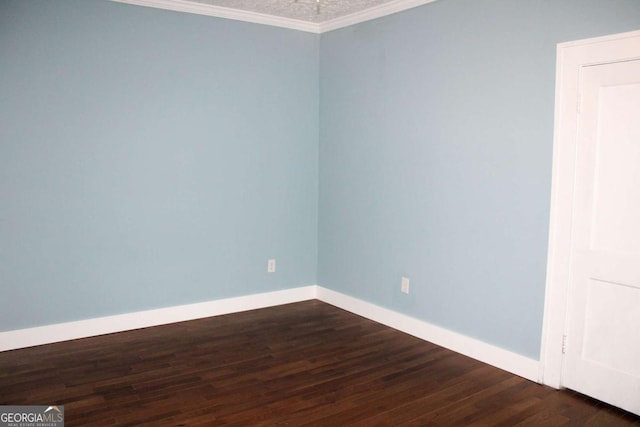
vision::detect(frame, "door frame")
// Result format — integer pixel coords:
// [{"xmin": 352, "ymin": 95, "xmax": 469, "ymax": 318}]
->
[{"xmin": 540, "ymin": 29, "xmax": 640, "ymax": 389}]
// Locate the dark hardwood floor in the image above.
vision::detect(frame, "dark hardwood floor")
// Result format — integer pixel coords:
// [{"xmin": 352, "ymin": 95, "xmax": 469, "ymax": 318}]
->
[{"xmin": 1, "ymin": 300, "xmax": 638, "ymax": 426}]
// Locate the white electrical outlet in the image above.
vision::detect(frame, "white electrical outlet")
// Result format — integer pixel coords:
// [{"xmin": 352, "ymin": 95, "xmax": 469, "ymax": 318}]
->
[
  {"xmin": 401, "ymin": 276, "xmax": 410, "ymax": 294},
  {"xmin": 267, "ymin": 259, "xmax": 276, "ymax": 273}
]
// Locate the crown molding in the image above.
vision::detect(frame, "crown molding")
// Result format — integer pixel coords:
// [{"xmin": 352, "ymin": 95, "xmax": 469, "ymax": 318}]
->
[
  {"xmin": 112, "ymin": 0, "xmax": 439, "ymax": 34},
  {"xmin": 111, "ymin": 0, "xmax": 322, "ymax": 33},
  {"xmin": 320, "ymin": 0, "xmax": 438, "ymax": 33}
]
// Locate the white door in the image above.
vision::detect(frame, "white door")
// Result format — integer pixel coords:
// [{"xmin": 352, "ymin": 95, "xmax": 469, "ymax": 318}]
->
[{"xmin": 562, "ymin": 58, "xmax": 640, "ymax": 415}]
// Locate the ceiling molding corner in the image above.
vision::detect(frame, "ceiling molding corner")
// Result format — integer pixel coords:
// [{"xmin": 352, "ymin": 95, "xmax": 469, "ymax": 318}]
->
[{"xmin": 111, "ymin": 0, "xmax": 439, "ymax": 34}]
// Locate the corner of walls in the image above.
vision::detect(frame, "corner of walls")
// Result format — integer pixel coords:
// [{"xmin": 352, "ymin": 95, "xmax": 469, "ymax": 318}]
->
[
  {"xmin": 3, "ymin": 284, "xmax": 540, "ymax": 386},
  {"xmin": 313, "ymin": 31, "xmax": 322, "ymax": 285}
]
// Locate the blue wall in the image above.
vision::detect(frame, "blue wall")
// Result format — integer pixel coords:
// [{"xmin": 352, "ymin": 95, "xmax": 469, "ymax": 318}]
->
[
  {"xmin": 2, "ymin": 0, "xmax": 639, "ymax": 360},
  {"xmin": 318, "ymin": 0, "xmax": 640, "ymax": 359},
  {"xmin": 0, "ymin": 0, "xmax": 319, "ymax": 331}
]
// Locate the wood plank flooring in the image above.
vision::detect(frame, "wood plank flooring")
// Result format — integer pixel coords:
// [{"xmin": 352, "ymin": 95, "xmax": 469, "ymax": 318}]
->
[{"xmin": 1, "ymin": 300, "xmax": 638, "ymax": 426}]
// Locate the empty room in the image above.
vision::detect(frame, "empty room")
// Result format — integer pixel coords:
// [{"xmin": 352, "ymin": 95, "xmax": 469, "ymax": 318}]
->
[{"xmin": 1, "ymin": 0, "xmax": 640, "ymax": 425}]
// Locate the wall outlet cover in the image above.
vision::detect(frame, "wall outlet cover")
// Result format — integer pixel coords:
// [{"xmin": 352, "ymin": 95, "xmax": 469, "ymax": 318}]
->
[{"xmin": 401, "ymin": 277, "xmax": 410, "ymax": 294}]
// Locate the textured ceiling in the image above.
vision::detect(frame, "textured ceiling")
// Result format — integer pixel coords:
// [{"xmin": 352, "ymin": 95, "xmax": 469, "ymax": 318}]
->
[
  {"xmin": 113, "ymin": 0, "xmax": 438, "ymax": 32},
  {"xmin": 187, "ymin": 0, "xmax": 399, "ymax": 23}
]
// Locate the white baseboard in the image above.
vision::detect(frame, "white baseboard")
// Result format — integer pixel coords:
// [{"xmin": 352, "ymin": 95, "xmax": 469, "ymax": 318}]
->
[
  {"xmin": 0, "ymin": 286, "xmax": 317, "ymax": 352},
  {"xmin": 1, "ymin": 284, "xmax": 540, "ymax": 383},
  {"xmin": 315, "ymin": 286, "xmax": 540, "ymax": 382}
]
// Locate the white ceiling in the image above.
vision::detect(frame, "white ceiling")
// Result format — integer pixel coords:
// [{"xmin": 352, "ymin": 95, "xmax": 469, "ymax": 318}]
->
[{"xmin": 113, "ymin": 0, "xmax": 438, "ymax": 33}]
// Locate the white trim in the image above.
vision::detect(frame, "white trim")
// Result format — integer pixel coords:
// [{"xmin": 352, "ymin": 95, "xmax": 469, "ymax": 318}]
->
[
  {"xmin": 3, "ymin": 284, "xmax": 540, "ymax": 383},
  {"xmin": 319, "ymin": 0, "xmax": 438, "ymax": 33},
  {"xmin": 111, "ymin": 0, "xmax": 439, "ymax": 34},
  {"xmin": 0, "ymin": 286, "xmax": 317, "ymax": 352},
  {"xmin": 111, "ymin": 0, "xmax": 321, "ymax": 33},
  {"xmin": 540, "ymin": 29, "xmax": 640, "ymax": 389},
  {"xmin": 316, "ymin": 287, "xmax": 540, "ymax": 382}
]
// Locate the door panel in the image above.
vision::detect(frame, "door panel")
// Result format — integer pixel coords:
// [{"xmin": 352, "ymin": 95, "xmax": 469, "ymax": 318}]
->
[
  {"xmin": 563, "ymin": 59, "xmax": 640, "ymax": 415},
  {"xmin": 583, "ymin": 279, "xmax": 640, "ymax": 378},
  {"xmin": 590, "ymin": 83, "xmax": 640, "ymax": 256}
]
